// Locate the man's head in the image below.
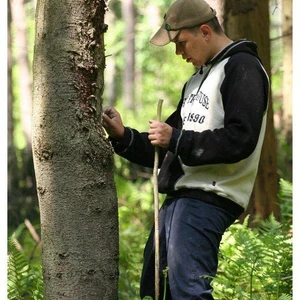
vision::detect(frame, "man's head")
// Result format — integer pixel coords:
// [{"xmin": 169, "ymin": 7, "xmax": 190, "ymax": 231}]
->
[{"xmin": 150, "ymin": 0, "xmax": 216, "ymax": 46}]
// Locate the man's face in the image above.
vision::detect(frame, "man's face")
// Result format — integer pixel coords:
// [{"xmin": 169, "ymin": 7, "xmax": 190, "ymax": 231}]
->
[{"xmin": 172, "ymin": 27, "xmax": 209, "ymax": 68}]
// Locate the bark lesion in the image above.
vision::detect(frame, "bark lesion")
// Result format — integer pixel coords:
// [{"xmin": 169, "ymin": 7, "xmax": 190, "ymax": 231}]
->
[
  {"xmin": 34, "ymin": 138, "xmax": 54, "ymax": 162},
  {"xmin": 68, "ymin": 20, "xmax": 102, "ymax": 126}
]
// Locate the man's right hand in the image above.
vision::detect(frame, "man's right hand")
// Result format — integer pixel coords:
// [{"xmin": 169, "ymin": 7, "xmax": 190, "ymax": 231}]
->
[{"xmin": 102, "ymin": 107, "xmax": 125, "ymax": 140}]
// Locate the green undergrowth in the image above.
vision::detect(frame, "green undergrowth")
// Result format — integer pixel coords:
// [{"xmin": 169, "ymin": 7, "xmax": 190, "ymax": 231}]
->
[{"xmin": 7, "ymin": 179, "xmax": 292, "ymax": 299}]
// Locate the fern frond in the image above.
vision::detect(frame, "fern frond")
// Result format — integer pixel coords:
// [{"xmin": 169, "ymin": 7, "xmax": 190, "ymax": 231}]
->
[
  {"xmin": 213, "ymin": 211, "xmax": 292, "ymax": 299},
  {"xmin": 278, "ymin": 294, "xmax": 292, "ymax": 300},
  {"xmin": 278, "ymin": 179, "xmax": 292, "ymax": 201},
  {"xmin": 7, "ymin": 235, "xmax": 43, "ymax": 300},
  {"xmin": 7, "ymin": 236, "xmax": 30, "ymax": 300},
  {"xmin": 278, "ymin": 179, "xmax": 293, "ymax": 222}
]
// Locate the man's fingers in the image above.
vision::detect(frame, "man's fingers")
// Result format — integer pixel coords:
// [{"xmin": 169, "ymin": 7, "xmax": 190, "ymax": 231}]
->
[
  {"xmin": 103, "ymin": 110, "xmax": 114, "ymax": 120},
  {"xmin": 102, "ymin": 113, "xmax": 112, "ymax": 127},
  {"xmin": 148, "ymin": 121, "xmax": 172, "ymax": 148},
  {"xmin": 103, "ymin": 107, "xmax": 119, "ymax": 120}
]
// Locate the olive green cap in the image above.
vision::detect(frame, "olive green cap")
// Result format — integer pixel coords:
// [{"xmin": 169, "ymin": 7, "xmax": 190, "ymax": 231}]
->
[{"xmin": 150, "ymin": 0, "xmax": 216, "ymax": 46}]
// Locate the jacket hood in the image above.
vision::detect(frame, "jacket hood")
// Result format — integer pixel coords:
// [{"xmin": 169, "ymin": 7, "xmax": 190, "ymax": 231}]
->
[{"xmin": 209, "ymin": 39, "xmax": 261, "ymax": 65}]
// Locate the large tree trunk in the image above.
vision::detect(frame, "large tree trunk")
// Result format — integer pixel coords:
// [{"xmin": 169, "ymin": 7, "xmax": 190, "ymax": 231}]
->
[
  {"xmin": 223, "ymin": 0, "xmax": 280, "ymax": 222},
  {"xmin": 32, "ymin": 0, "xmax": 119, "ymax": 298}
]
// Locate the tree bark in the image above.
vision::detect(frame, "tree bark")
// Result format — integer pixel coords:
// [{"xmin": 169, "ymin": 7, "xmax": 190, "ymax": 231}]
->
[
  {"xmin": 32, "ymin": 0, "xmax": 119, "ymax": 298},
  {"xmin": 223, "ymin": 0, "xmax": 280, "ymax": 222}
]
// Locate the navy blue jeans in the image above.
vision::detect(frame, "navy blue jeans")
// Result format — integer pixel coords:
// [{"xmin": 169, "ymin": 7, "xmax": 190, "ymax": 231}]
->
[{"xmin": 140, "ymin": 197, "xmax": 237, "ymax": 300}]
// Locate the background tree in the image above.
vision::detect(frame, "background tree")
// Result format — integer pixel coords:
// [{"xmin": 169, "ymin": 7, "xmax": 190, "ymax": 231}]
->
[
  {"xmin": 32, "ymin": 0, "xmax": 118, "ymax": 298},
  {"xmin": 104, "ymin": 8, "xmax": 117, "ymax": 107},
  {"xmin": 8, "ymin": 0, "xmax": 17, "ymax": 205},
  {"xmin": 222, "ymin": 0, "xmax": 280, "ymax": 222},
  {"xmin": 282, "ymin": 0, "xmax": 292, "ymax": 134},
  {"xmin": 121, "ymin": 0, "xmax": 136, "ymax": 109},
  {"xmin": 281, "ymin": 0, "xmax": 292, "ymax": 178},
  {"xmin": 8, "ymin": 0, "xmax": 38, "ymax": 232},
  {"xmin": 10, "ymin": 0, "xmax": 32, "ymax": 146}
]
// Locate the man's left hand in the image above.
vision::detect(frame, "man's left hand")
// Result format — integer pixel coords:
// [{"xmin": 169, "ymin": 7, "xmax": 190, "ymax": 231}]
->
[{"xmin": 148, "ymin": 120, "xmax": 172, "ymax": 148}]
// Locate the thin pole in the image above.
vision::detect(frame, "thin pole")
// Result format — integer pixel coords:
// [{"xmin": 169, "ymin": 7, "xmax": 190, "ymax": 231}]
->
[{"xmin": 153, "ymin": 99, "xmax": 163, "ymax": 300}]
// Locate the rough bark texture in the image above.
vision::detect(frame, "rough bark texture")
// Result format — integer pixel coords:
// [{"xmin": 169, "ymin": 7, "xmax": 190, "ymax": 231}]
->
[
  {"xmin": 223, "ymin": 0, "xmax": 280, "ymax": 223},
  {"xmin": 32, "ymin": 0, "xmax": 119, "ymax": 299}
]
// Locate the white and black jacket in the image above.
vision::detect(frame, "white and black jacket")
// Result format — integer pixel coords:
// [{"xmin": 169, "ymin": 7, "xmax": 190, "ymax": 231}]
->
[{"xmin": 110, "ymin": 40, "xmax": 269, "ymax": 218}]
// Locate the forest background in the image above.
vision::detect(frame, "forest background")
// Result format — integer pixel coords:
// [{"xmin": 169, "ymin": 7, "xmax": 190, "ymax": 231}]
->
[{"xmin": 3, "ymin": 0, "xmax": 300, "ymax": 298}]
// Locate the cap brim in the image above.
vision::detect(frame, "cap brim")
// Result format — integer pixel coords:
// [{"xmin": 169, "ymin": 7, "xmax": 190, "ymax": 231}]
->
[{"xmin": 150, "ymin": 26, "xmax": 180, "ymax": 46}]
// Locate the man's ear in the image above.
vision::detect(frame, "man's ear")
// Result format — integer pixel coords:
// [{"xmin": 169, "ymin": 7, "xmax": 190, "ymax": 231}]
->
[{"xmin": 199, "ymin": 24, "xmax": 211, "ymax": 38}]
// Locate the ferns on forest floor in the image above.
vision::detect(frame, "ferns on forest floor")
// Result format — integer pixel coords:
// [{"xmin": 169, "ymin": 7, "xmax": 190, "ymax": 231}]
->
[
  {"xmin": 212, "ymin": 215, "xmax": 292, "ymax": 299},
  {"xmin": 7, "ymin": 179, "xmax": 293, "ymax": 299},
  {"xmin": 7, "ymin": 236, "xmax": 43, "ymax": 300}
]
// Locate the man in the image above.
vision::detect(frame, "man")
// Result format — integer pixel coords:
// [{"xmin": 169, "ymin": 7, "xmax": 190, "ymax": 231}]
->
[{"xmin": 102, "ymin": 0, "xmax": 269, "ymax": 298}]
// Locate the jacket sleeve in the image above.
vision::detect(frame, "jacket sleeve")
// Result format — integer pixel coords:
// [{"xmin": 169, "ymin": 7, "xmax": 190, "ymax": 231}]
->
[
  {"xmin": 110, "ymin": 127, "xmax": 156, "ymax": 168},
  {"xmin": 110, "ymin": 94, "xmax": 184, "ymax": 168},
  {"xmin": 168, "ymin": 53, "xmax": 269, "ymax": 166}
]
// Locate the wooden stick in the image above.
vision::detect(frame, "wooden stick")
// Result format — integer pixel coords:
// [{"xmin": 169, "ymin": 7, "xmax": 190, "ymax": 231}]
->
[
  {"xmin": 25, "ymin": 218, "xmax": 41, "ymax": 245},
  {"xmin": 153, "ymin": 99, "xmax": 163, "ymax": 300}
]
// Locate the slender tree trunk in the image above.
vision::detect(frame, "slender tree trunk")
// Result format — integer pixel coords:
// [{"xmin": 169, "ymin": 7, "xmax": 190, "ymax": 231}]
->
[
  {"xmin": 121, "ymin": 0, "xmax": 135, "ymax": 109},
  {"xmin": 9, "ymin": 0, "xmax": 38, "ymax": 229},
  {"xmin": 105, "ymin": 57, "xmax": 117, "ymax": 107},
  {"xmin": 32, "ymin": 0, "xmax": 119, "ymax": 298},
  {"xmin": 10, "ymin": 0, "xmax": 32, "ymax": 146},
  {"xmin": 8, "ymin": 0, "xmax": 18, "ymax": 198},
  {"xmin": 282, "ymin": 0, "xmax": 292, "ymax": 158},
  {"xmin": 206, "ymin": 0, "xmax": 224, "ymax": 27},
  {"xmin": 223, "ymin": 0, "xmax": 280, "ymax": 222}
]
